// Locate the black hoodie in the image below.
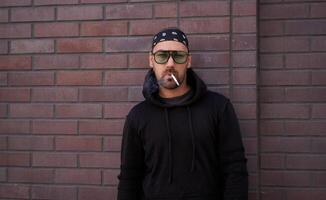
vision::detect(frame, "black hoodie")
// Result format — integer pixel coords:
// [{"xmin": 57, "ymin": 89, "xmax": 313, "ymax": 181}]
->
[{"xmin": 118, "ymin": 69, "xmax": 248, "ymax": 200}]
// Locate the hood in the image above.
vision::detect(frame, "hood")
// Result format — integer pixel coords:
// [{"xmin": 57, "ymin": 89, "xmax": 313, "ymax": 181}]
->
[{"xmin": 142, "ymin": 68, "xmax": 207, "ymax": 107}]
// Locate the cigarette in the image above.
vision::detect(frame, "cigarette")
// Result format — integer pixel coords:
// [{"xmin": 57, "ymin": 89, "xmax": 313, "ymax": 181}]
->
[{"xmin": 171, "ymin": 74, "xmax": 180, "ymax": 86}]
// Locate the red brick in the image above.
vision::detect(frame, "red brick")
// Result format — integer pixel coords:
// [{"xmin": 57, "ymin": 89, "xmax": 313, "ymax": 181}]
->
[
  {"xmin": 233, "ymin": 17, "xmax": 256, "ymax": 33},
  {"xmin": 55, "ymin": 169, "xmax": 101, "ymax": 184},
  {"xmin": 128, "ymin": 86, "xmax": 144, "ymax": 102},
  {"xmin": 260, "ymin": 120, "xmax": 284, "ymax": 135},
  {"xmin": 105, "ymin": 37, "xmax": 151, "ymax": 52},
  {"xmin": 261, "ymin": 171, "xmax": 311, "ymax": 187},
  {"xmin": 232, "ymin": 87, "xmax": 257, "ymax": 102},
  {"xmin": 260, "ymin": 54, "xmax": 283, "ymax": 69},
  {"xmin": 188, "ymin": 35, "xmax": 230, "ymax": 51},
  {"xmin": 260, "ymin": 103, "xmax": 309, "ymax": 119},
  {"xmin": 57, "ymin": 39, "xmax": 102, "ymax": 53},
  {"xmin": 233, "ymin": 1, "xmax": 256, "ymax": 16},
  {"xmin": 81, "ymin": 54, "xmax": 127, "ymax": 69},
  {"xmin": 312, "ymin": 138, "xmax": 326, "ymax": 153},
  {"xmin": 285, "ymin": 121, "xmax": 326, "ymax": 136},
  {"xmin": 191, "ymin": 52, "xmax": 230, "ymax": 68},
  {"xmin": 79, "ymin": 119, "xmax": 124, "ymax": 135},
  {"xmin": 32, "ymin": 186, "xmax": 77, "ymax": 200},
  {"xmin": 0, "ymin": 9, "xmax": 8, "ymax": 22},
  {"xmin": 103, "ymin": 136, "xmax": 122, "ymax": 151},
  {"xmin": 34, "ymin": 22, "xmax": 79, "ymax": 37},
  {"xmin": 10, "ymin": 104, "xmax": 53, "ymax": 118},
  {"xmin": 104, "ymin": 103, "xmax": 134, "ymax": 118},
  {"xmin": 195, "ymin": 69, "xmax": 229, "ymax": 85},
  {"xmin": 286, "ymin": 53, "xmax": 326, "ymax": 69},
  {"xmin": 105, "ymin": 4, "xmax": 152, "ymax": 19},
  {"xmin": 239, "ymin": 120, "xmax": 257, "ymax": 137},
  {"xmin": 8, "ymin": 168, "xmax": 54, "ymax": 183},
  {"xmin": 8, "ymin": 136, "xmax": 53, "ymax": 150},
  {"xmin": 260, "ymin": 70, "xmax": 310, "ymax": 86},
  {"xmin": 287, "ymin": 155, "xmax": 326, "ymax": 170},
  {"xmin": 0, "ymin": 88, "xmax": 30, "ymax": 102},
  {"xmin": 285, "ymin": 20, "xmax": 326, "ymax": 35},
  {"xmin": 260, "ymin": 87, "xmax": 285, "ymax": 103},
  {"xmin": 0, "ymin": 73, "xmax": 7, "ymax": 85},
  {"xmin": 0, "ymin": 40, "xmax": 8, "ymax": 54},
  {"xmin": 311, "ymin": 3, "xmax": 326, "ymax": 18},
  {"xmin": 57, "ymin": 5, "xmax": 103, "ymax": 20},
  {"xmin": 0, "ymin": 184, "xmax": 29, "ymax": 199},
  {"xmin": 154, "ymin": 2, "xmax": 177, "ymax": 18},
  {"xmin": 286, "ymin": 190, "xmax": 326, "ymax": 200},
  {"xmin": 8, "ymin": 71, "xmax": 54, "ymax": 86},
  {"xmin": 0, "ymin": 24, "xmax": 29, "ymax": 39},
  {"xmin": 232, "ymin": 69, "xmax": 256, "ymax": 85},
  {"xmin": 232, "ymin": 35, "xmax": 256, "ymax": 50},
  {"xmin": 247, "ymin": 156, "xmax": 258, "ymax": 172},
  {"xmin": 0, "ymin": 152, "xmax": 30, "ymax": 167},
  {"xmin": 11, "ymin": 7, "xmax": 54, "ymax": 22},
  {"xmin": 81, "ymin": 21, "xmax": 128, "ymax": 36},
  {"xmin": 57, "ymin": 71, "xmax": 102, "ymax": 86},
  {"xmin": 0, "ymin": 120, "xmax": 30, "ymax": 134},
  {"xmin": 312, "ymin": 104, "xmax": 326, "ymax": 118},
  {"xmin": 243, "ymin": 138, "xmax": 257, "ymax": 154},
  {"xmin": 11, "ymin": 39, "xmax": 54, "ymax": 54},
  {"xmin": 0, "ymin": 55, "xmax": 31, "ymax": 70},
  {"xmin": 103, "ymin": 169, "xmax": 119, "ymax": 185},
  {"xmin": 233, "ymin": 51, "xmax": 256, "ymax": 68},
  {"xmin": 56, "ymin": 104, "xmax": 101, "ymax": 119},
  {"xmin": 286, "ymin": 88, "xmax": 326, "ymax": 102},
  {"xmin": 312, "ymin": 172, "xmax": 326, "ymax": 186},
  {"xmin": 180, "ymin": 1, "xmax": 229, "ymax": 17},
  {"xmin": 105, "ymin": 70, "xmax": 146, "ymax": 86},
  {"xmin": 56, "ymin": 136, "xmax": 102, "ymax": 151},
  {"xmin": 0, "ymin": 167, "xmax": 6, "ymax": 181},
  {"xmin": 233, "ymin": 103, "xmax": 257, "ymax": 120},
  {"xmin": 32, "ymin": 88, "xmax": 78, "ymax": 102},
  {"xmin": 34, "ymin": 54, "xmax": 79, "ymax": 70},
  {"xmin": 259, "ymin": 21, "xmax": 284, "ymax": 36},
  {"xmin": 32, "ymin": 120, "xmax": 77, "ymax": 135},
  {"xmin": 0, "ymin": 0, "xmax": 31, "ymax": 6},
  {"xmin": 130, "ymin": 19, "xmax": 177, "ymax": 35},
  {"xmin": 260, "ymin": 154, "xmax": 285, "ymax": 169},
  {"xmin": 128, "ymin": 53, "xmax": 148, "ymax": 68},
  {"xmin": 260, "ymin": 4, "xmax": 309, "ymax": 19},
  {"xmin": 312, "ymin": 36, "xmax": 326, "ymax": 51},
  {"xmin": 261, "ymin": 137, "xmax": 311, "ymax": 153},
  {"xmin": 33, "ymin": 152, "xmax": 77, "ymax": 167},
  {"xmin": 82, "ymin": 0, "xmax": 127, "ymax": 2},
  {"xmin": 180, "ymin": 18, "xmax": 229, "ymax": 34},
  {"xmin": 34, "ymin": 0, "xmax": 78, "ymax": 5},
  {"xmin": 260, "ymin": 37, "xmax": 310, "ymax": 53},
  {"xmin": 79, "ymin": 187, "xmax": 117, "ymax": 200},
  {"xmin": 0, "ymin": 136, "xmax": 7, "ymax": 150},
  {"xmin": 79, "ymin": 152, "xmax": 120, "ymax": 168},
  {"xmin": 79, "ymin": 87, "xmax": 128, "ymax": 102},
  {"xmin": 0, "ymin": 104, "xmax": 7, "ymax": 118}
]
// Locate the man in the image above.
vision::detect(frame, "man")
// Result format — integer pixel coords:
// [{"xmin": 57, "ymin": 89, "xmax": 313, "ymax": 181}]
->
[{"xmin": 118, "ymin": 28, "xmax": 248, "ymax": 200}]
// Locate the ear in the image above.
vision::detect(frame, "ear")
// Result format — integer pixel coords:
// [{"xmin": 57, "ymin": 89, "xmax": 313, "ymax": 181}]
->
[
  {"xmin": 149, "ymin": 52, "xmax": 154, "ymax": 68},
  {"xmin": 186, "ymin": 54, "xmax": 192, "ymax": 69}
]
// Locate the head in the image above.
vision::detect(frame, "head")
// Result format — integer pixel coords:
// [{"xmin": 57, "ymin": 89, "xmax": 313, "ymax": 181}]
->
[{"xmin": 149, "ymin": 28, "xmax": 192, "ymax": 90}]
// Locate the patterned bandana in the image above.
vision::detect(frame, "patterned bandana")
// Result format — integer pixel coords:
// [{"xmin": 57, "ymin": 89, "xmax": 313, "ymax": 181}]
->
[{"xmin": 152, "ymin": 28, "xmax": 189, "ymax": 50}]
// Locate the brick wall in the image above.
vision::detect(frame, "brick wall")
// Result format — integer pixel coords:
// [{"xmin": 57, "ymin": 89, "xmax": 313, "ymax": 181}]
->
[
  {"xmin": 1, "ymin": 0, "xmax": 323, "ymax": 199},
  {"xmin": 259, "ymin": 0, "xmax": 326, "ymax": 199}
]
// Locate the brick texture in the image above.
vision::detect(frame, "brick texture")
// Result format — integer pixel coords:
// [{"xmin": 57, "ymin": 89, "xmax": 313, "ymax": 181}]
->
[{"xmin": 259, "ymin": 0, "xmax": 326, "ymax": 199}]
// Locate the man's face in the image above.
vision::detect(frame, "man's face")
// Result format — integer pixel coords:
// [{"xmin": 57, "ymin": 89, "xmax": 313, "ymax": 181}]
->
[{"xmin": 149, "ymin": 41, "xmax": 191, "ymax": 90}]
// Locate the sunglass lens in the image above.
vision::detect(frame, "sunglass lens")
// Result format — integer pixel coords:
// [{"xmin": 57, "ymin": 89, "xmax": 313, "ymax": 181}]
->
[
  {"xmin": 173, "ymin": 51, "xmax": 188, "ymax": 64},
  {"xmin": 154, "ymin": 52, "xmax": 169, "ymax": 64}
]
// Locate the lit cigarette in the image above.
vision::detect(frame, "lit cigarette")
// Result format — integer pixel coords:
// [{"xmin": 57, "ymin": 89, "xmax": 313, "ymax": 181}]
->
[{"xmin": 171, "ymin": 74, "xmax": 180, "ymax": 86}]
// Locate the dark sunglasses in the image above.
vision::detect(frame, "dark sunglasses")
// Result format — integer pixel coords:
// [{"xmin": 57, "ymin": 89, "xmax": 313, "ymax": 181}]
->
[{"xmin": 152, "ymin": 51, "xmax": 189, "ymax": 64}]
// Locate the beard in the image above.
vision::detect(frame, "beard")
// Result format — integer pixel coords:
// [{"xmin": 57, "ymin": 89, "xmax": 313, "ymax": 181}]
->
[{"xmin": 157, "ymin": 70, "xmax": 185, "ymax": 89}]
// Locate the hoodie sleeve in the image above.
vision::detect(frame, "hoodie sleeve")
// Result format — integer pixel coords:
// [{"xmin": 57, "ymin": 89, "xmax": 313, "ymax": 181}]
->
[
  {"xmin": 218, "ymin": 100, "xmax": 248, "ymax": 200},
  {"xmin": 117, "ymin": 113, "xmax": 145, "ymax": 200}
]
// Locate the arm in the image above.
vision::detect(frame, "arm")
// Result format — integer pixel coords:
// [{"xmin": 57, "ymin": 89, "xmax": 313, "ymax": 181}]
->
[
  {"xmin": 218, "ymin": 100, "xmax": 248, "ymax": 200},
  {"xmin": 117, "ymin": 114, "xmax": 145, "ymax": 200}
]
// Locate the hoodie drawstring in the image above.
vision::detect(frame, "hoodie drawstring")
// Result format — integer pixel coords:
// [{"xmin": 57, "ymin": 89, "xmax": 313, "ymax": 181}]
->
[
  {"xmin": 164, "ymin": 107, "xmax": 196, "ymax": 184},
  {"xmin": 164, "ymin": 108, "xmax": 173, "ymax": 183}
]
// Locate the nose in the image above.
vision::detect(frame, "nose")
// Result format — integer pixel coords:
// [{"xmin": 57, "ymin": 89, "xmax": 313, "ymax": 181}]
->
[{"xmin": 165, "ymin": 55, "xmax": 175, "ymax": 68}]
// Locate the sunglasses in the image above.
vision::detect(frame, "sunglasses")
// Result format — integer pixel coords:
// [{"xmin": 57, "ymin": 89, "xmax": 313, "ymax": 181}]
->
[{"xmin": 152, "ymin": 51, "xmax": 189, "ymax": 64}]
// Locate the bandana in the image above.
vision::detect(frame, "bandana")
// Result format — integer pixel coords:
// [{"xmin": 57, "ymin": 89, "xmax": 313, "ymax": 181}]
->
[{"xmin": 152, "ymin": 28, "xmax": 189, "ymax": 50}]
